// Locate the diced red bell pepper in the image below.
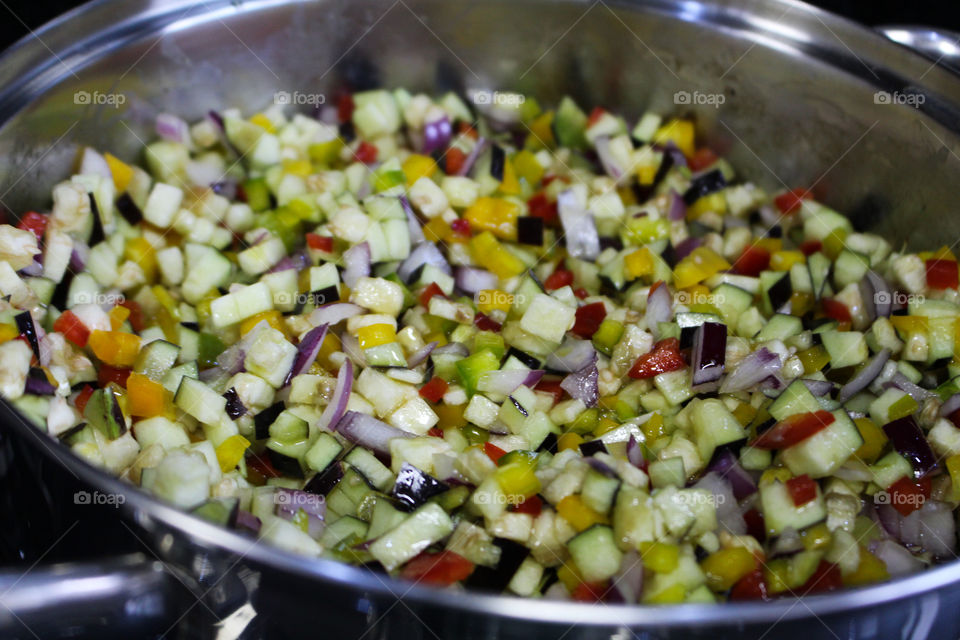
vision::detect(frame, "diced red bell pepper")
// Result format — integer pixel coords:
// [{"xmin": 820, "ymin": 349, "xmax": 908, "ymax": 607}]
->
[
  {"xmin": 573, "ymin": 288, "xmax": 589, "ymax": 300},
  {"xmin": 733, "ymin": 245, "xmax": 770, "ymax": 277},
  {"xmin": 418, "ymin": 282, "xmax": 445, "ymax": 307},
  {"xmin": 449, "ymin": 218, "xmax": 471, "ymax": 237},
  {"xmin": 53, "ymin": 310, "xmax": 91, "ymax": 348},
  {"xmin": 751, "ymin": 410, "xmax": 835, "ymax": 450},
  {"xmin": 527, "ymin": 193, "xmax": 558, "ymax": 225},
  {"xmin": 445, "ymin": 147, "xmax": 467, "ymax": 175},
  {"xmin": 798, "ymin": 561, "xmax": 843, "ymax": 595},
  {"xmin": 729, "ymin": 569, "xmax": 770, "ymax": 601},
  {"xmin": 245, "ymin": 452, "xmax": 281, "ymax": 481},
  {"xmin": 118, "ymin": 299, "xmax": 145, "ymax": 332},
  {"xmin": 571, "ymin": 302, "xmax": 607, "ymax": 339},
  {"xmin": 628, "ymin": 337, "xmax": 686, "ymax": 379},
  {"xmin": 544, "ymin": 268, "xmax": 574, "ymax": 291},
  {"xmin": 336, "ymin": 93, "xmax": 354, "ymax": 123},
  {"xmin": 474, "ymin": 312, "xmax": 502, "ymax": 332},
  {"xmin": 354, "ymin": 141, "xmax": 378, "ymax": 164},
  {"xmin": 687, "ymin": 148, "xmax": 718, "ymax": 172},
  {"xmin": 535, "ymin": 378, "xmax": 565, "ymax": 405},
  {"xmin": 821, "ymin": 298, "xmax": 852, "ymax": 323},
  {"xmin": 483, "ymin": 441, "xmax": 508, "ymax": 464},
  {"xmin": 743, "ymin": 508, "xmax": 766, "ymax": 542},
  {"xmin": 400, "ymin": 550, "xmax": 475, "ymax": 586},
  {"xmin": 800, "ymin": 240, "xmax": 822, "ymax": 256},
  {"xmin": 586, "ymin": 107, "xmax": 606, "ymax": 127},
  {"xmin": 427, "ymin": 426, "xmax": 444, "ymax": 438},
  {"xmin": 419, "ymin": 376, "xmax": 449, "ymax": 403},
  {"xmin": 926, "ymin": 259, "xmax": 959, "ymax": 290},
  {"xmin": 16, "ymin": 211, "xmax": 48, "ymax": 241},
  {"xmin": 98, "ymin": 364, "xmax": 131, "ymax": 389},
  {"xmin": 306, "ymin": 233, "xmax": 334, "ymax": 252},
  {"xmin": 774, "ymin": 188, "xmax": 811, "ymax": 215},
  {"xmin": 887, "ymin": 475, "xmax": 931, "ymax": 517},
  {"xmin": 571, "ymin": 581, "xmax": 608, "ymax": 602},
  {"xmin": 786, "ymin": 474, "xmax": 818, "ymax": 507},
  {"xmin": 74, "ymin": 384, "xmax": 95, "ymax": 415},
  {"xmin": 457, "ymin": 122, "xmax": 479, "ymax": 140},
  {"xmin": 511, "ymin": 494, "xmax": 543, "ymax": 516}
]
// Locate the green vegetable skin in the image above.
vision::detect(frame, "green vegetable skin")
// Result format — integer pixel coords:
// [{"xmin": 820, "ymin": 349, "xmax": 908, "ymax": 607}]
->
[{"xmin": 2, "ymin": 87, "xmax": 955, "ymax": 606}]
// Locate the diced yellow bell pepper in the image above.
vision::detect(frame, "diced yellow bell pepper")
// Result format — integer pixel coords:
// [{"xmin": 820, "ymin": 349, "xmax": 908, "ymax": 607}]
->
[
  {"xmin": 477, "ymin": 289, "xmax": 514, "ymax": 313},
  {"xmin": 946, "ymin": 454, "xmax": 960, "ymax": 501},
  {"xmin": 888, "ymin": 394, "xmax": 919, "ymax": 421},
  {"xmin": 890, "ymin": 315, "xmax": 928, "ymax": 337},
  {"xmin": 125, "ymin": 237, "xmax": 157, "ymax": 283},
  {"xmin": 423, "ymin": 217, "xmax": 455, "ymax": 244},
  {"xmin": 0, "ymin": 324, "xmax": 18, "ymax": 344},
  {"xmin": 464, "ymin": 197, "xmax": 521, "ymax": 240},
  {"xmin": 498, "ymin": 159, "xmax": 522, "ymax": 196},
  {"xmin": 402, "ymin": 154, "xmax": 437, "ymax": 186},
  {"xmin": 525, "ymin": 111, "xmax": 555, "ymax": 150},
  {"xmin": 637, "ymin": 161, "xmax": 659, "ymax": 186},
  {"xmin": 592, "ymin": 416, "xmax": 619, "ymax": 437},
  {"xmin": 249, "ymin": 113, "xmax": 275, "ymax": 133},
  {"xmin": 732, "ymin": 402, "xmax": 757, "ymax": 427},
  {"xmin": 104, "ymin": 152, "xmax": 134, "ymax": 193},
  {"xmin": 625, "ymin": 247, "xmax": 655, "ymax": 280},
  {"xmin": 308, "ymin": 139, "xmax": 344, "ymax": 165},
  {"xmin": 644, "ymin": 583, "xmax": 686, "ymax": 604},
  {"xmin": 753, "ymin": 237, "xmax": 782, "ymax": 254},
  {"xmin": 315, "ymin": 331, "xmax": 342, "ymax": 370},
  {"xmin": 89, "ymin": 330, "xmax": 141, "ymax": 367},
  {"xmin": 687, "ymin": 192, "xmax": 727, "ymax": 219},
  {"xmin": 701, "ymin": 547, "xmax": 756, "ymax": 591},
  {"xmin": 512, "ymin": 150, "xmax": 544, "ymax": 186},
  {"xmin": 789, "ymin": 292, "xmax": 814, "ymax": 317},
  {"xmin": 801, "ymin": 523, "xmax": 833, "ymax": 551},
  {"xmin": 843, "ymin": 546, "xmax": 889, "ymax": 586},
  {"xmin": 639, "ymin": 541, "xmax": 680, "ymax": 573},
  {"xmin": 215, "ymin": 434, "xmax": 251, "ymax": 473},
  {"xmin": 763, "ymin": 557, "xmax": 792, "ymax": 594},
  {"xmin": 282, "ymin": 159, "xmax": 312, "ymax": 176},
  {"xmin": 673, "ymin": 247, "xmax": 731, "ymax": 290},
  {"xmin": 770, "ymin": 250, "xmax": 806, "ymax": 271},
  {"xmin": 556, "ymin": 494, "xmax": 608, "ymax": 532},
  {"xmin": 108, "ymin": 305, "xmax": 130, "ymax": 330},
  {"xmin": 823, "ymin": 228, "xmax": 848, "ymax": 259},
  {"xmin": 556, "ymin": 563, "xmax": 584, "ymax": 592},
  {"xmin": 195, "ymin": 290, "xmax": 219, "ymax": 327},
  {"xmin": 641, "ymin": 412, "xmax": 666, "ymax": 440},
  {"xmin": 495, "ymin": 461, "xmax": 541, "ymax": 499},
  {"xmin": 652, "ymin": 119, "xmax": 695, "ymax": 157},
  {"xmin": 558, "ymin": 432, "xmax": 584, "ymax": 452},
  {"xmin": 127, "ymin": 372, "xmax": 167, "ymax": 417},
  {"xmin": 853, "ymin": 417, "xmax": 887, "ymax": 464},
  {"xmin": 797, "ymin": 345, "xmax": 830, "ymax": 374},
  {"xmin": 618, "ymin": 186, "xmax": 637, "ymax": 206},
  {"xmin": 435, "ymin": 404, "xmax": 466, "ymax": 429},
  {"xmin": 357, "ymin": 323, "xmax": 397, "ymax": 349},
  {"xmin": 470, "ymin": 231, "xmax": 526, "ymax": 279},
  {"xmin": 240, "ymin": 310, "xmax": 286, "ymax": 337},
  {"xmin": 932, "ymin": 246, "xmax": 958, "ymax": 261},
  {"xmin": 759, "ymin": 467, "xmax": 793, "ymax": 487}
]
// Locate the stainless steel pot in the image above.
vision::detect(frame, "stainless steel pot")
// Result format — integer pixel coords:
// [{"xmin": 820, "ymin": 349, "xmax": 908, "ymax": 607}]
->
[{"xmin": 2, "ymin": 1, "xmax": 960, "ymax": 638}]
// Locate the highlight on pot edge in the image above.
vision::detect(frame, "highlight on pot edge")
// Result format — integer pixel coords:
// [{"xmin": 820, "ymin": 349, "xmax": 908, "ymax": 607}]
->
[{"xmin": 0, "ymin": 87, "xmax": 957, "ymax": 605}]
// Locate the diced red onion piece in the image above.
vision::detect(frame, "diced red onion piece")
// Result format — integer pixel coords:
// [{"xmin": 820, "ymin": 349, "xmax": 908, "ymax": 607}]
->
[
  {"xmin": 801, "ymin": 378, "xmax": 836, "ymax": 397},
  {"xmin": 839, "ymin": 349, "xmax": 890, "ymax": 403},
  {"xmin": 309, "ymin": 303, "xmax": 364, "ymax": 327},
  {"xmin": 433, "ymin": 342, "xmax": 470, "ymax": 358},
  {"xmin": 719, "ymin": 347, "xmax": 781, "ymax": 393},
  {"xmin": 611, "ymin": 550, "xmax": 643, "ymax": 604},
  {"xmin": 909, "ymin": 501, "xmax": 956, "ymax": 556},
  {"xmin": 342, "ymin": 242, "xmax": 371, "ymax": 288},
  {"xmin": 400, "ymin": 196, "xmax": 425, "ymax": 245},
  {"xmin": 185, "ymin": 158, "xmax": 223, "ymax": 187},
  {"xmin": 594, "ymin": 136, "xmax": 623, "ymax": 180},
  {"xmin": 25, "ymin": 374, "xmax": 56, "ymax": 396},
  {"xmin": 457, "ymin": 138, "xmax": 487, "ymax": 177},
  {"xmin": 274, "ymin": 489, "xmax": 325, "ymax": 538},
  {"xmin": 407, "ymin": 341, "xmax": 438, "ymax": 369},
  {"xmin": 886, "ymin": 372, "xmax": 936, "ymax": 402},
  {"xmin": 863, "ymin": 271, "xmax": 893, "ymax": 318},
  {"xmin": 422, "ymin": 116, "xmax": 452, "ymax": 154},
  {"xmin": 455, "ymin": 266, "xmax": 499, "ymax": 295},
  {"xmin": 883, "ymin": 416, "xmax": 937, "ymax": 477},
  {"xmin": 269, "ymin": 249, "xmax": 310, "ymax": 274},
  {"xmin": 940, "ymin": 392, "xmax": 960, "ymax": 418},
  {"xmin": 667, "ymin": 190, "xmax": 687, "ymax": 221},
  {"xmin": 478, "ymin": 369, "xmax": 545, "ymax": 396},
  {"xmin": 156, "ymin": 113, "xmax": 191, "ymax": 146},
  {"xmin": 626, "ymin": 435, "xmax": 645, "ymax": 469},
  {"xmin": 557, "ymin": 188, "xmax": 600, "ymax": 260},
  {"xmin": 706, "ymin": 449, "xmax": 757, "ymax": 501},
  {"xmin": 235, "ymin": 510, "xmax": 262, "ymax": 535},
  {"xmin": 693, "ymin": 471, "xmax": 745, "ymax": 535},
  {"xmin": 334, "ymin": 410, "xmax": 412, "ymax": 457},
  {"xmin": 317, "ymin": 359, "xmax": 354, "ymax": 433},
  {"xmin": 546, "ymin": 337, "xmax": 596, "ymax": 373},
  {"xmin": 284, "ymin": 324, "xmax": 329, "ymax": 386},
  {"xmin": 644, "ymin": 283, "xmax": 673, "ymax": 339},
  {"xmin": 340, "ymin": 333, "xmax": 366, "ymax": 367},
  {"xmin": 673, "ymin": 236, "xmax": 703, "ymax": 261},
  {"xmin": 397, "ymin": 242, "xmax": 450, "ymax": 283},
  {"xmin": 691, "ymin": 321, "xmax": 726, "ymax": 386},
  {"xmin": 870, "ymin": 539, "xmax": 924, "ymax": 576},
  {"xmin": 560, "ymin": 361, "xmax": 599, "ymax": 408}
]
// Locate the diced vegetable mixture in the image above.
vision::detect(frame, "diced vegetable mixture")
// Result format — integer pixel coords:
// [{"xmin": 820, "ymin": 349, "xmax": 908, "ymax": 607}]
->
[{"xmin": 3, "ymin": 87, "xmax": 960, "ymax": 604}]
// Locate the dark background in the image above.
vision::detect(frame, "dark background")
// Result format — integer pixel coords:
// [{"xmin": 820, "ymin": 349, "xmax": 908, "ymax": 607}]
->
[{"xmin": 0, "ymin": 0, "xmax": 958, "ymax": 51}]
